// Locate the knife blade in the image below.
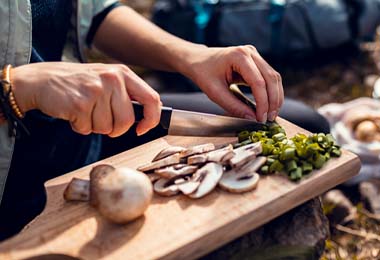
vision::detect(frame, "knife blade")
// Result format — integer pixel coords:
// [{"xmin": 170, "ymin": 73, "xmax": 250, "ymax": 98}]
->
[{"xmin": 132, "ymin": 102, "xmax": 266, "ymax": 137}]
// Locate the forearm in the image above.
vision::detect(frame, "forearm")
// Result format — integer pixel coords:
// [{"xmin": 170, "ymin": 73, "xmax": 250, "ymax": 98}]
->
[{"xmin": 93, "ymin": 6, "xmax": 205, "ymax": 74}]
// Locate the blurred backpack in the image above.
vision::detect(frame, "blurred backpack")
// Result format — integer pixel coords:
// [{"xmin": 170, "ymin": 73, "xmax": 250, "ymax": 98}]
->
[{"xmin": 152, "ymin": 0, "xmax": 380, "ymax": 62}]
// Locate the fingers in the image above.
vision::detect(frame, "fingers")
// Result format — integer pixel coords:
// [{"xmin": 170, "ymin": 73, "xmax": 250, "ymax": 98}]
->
[
  {"xmin": 231, "ymin": 46, "xmax": 284, "ymax": 122},
  {"xmin": 120, "ymin": 66, "xmax": 161, "ymax": 136},
  {"xmin": 109, "ymin": 91, "xmax": 135, "ymax": 138},
  {"xmin": 97, "ymin": 70, "xmax": 135, "ymax": 137},
  {"xmin": 70, "ymin": 97, "xmax": 95, "ymax": 135},
  {"xmin": 207, "ymin": 79, "xmax": 257, "ymax": 120},
  {"xmin": 251, "ymin": 52, "xmax": 281, "ymax": 121},
  {"xmin": 234, "ymin": 54, "xmax": 269, "ymax": 122}
]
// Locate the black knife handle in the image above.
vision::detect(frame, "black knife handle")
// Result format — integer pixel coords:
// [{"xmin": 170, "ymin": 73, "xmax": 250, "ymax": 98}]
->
[{"xmin": 132, "ymin": 101, "xmax": 172, "ymax": 130}]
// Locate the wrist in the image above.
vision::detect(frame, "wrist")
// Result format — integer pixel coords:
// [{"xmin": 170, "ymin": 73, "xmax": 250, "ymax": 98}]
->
[
  {"xmin": 11, "ymin": 65, "xmax": 37, "ymax": 113},
  {"xmin": 169, "ymin": 43, "xmax": 207, "ymax": 77}
]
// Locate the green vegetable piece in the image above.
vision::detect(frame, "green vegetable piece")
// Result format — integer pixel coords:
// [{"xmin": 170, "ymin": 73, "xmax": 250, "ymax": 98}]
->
[
  {"xmin": 306, "ymin": 143, "xmax": 323, "ymax": 156},
  {"xmin": 290, "ymin": 167, "xmax": 303, "ymax": 181},
  {"xmin": 313, "ymin": 153, "xmax": 326, "ymax": 169},
  {"xmin": 286, "ymin": 160, "xmax": 298, "ymax": 172},
  {"xmin": 326, "ymin": 134, "xmax": 335, "ymax": 145},
  {"xmin": 331, "ymin": 148, "xmax": 342, "ymax": 157},
  {"xmin": 292, "ymin": 133, "xmax": 307, "ymax": 142},
  {"xmin": 273, "ymin": 133, "xmax": 286, "ymax": 142},
  {"xmin": 301, "ymin": 161, "xmax": 313, "ymax": 174},
  {"xmin": 269, "ymin": 160, "xmax": 284, "ymax": 173},
  {"xmin": 280, "ymin": 147, "xmax": 296, "ymax": 161},
  {"xmin": 260, "ymin": 165, "xmax": 269, "ymax": 174},
  {"xmin": 233, "ymin": 138, "xmax": 252, "ymax": 148},
  {"xmin": 262, "ymin": 143, "xmax": 274, "ymax": 155},
  {"xmin": 238, "ymin": 130, "xmax": 250, "ymax": 142},
  {"xmin": 266, "ymin": 157, "xmax": 275, "ymax": 165}
]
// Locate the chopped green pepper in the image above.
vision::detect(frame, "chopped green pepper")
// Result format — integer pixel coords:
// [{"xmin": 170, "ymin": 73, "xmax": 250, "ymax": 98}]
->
[{"xmin": 237, "ymin": 124, "xmax": 341, "ymax": 181}]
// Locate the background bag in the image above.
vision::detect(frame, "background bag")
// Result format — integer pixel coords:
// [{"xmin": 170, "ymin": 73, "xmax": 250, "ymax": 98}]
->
[{"xmin": 153, "ymin": 0, "xmax": 380, "ymax": 61}]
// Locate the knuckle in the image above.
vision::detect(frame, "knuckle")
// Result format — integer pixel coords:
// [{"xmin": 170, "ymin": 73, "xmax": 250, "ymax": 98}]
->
[
  {"xmin": 72, "ymin": 98, "xmax": 90, "ymax": 115},
  {"xmin": 118, "ymin": 64, "xmax": 130, "ymax": 73},
  {"xmin": 234, "ymin": 46, "xmax": 249, "ymax": 56},
  {"xmin": 270, "ymin": 71, "xmax": 281, "ymax": 81},
  {"xmin": 245, "ymin": 45, "xmax": 257, "ymax": 53},
  {"xmin": 255, "ymin": 79, "xmax": 266, "ymax": 89},
  {"xmin": 276, "ymin": 72, "xmax": 282, "ymax": 82},
  {"xmin": 82, "ymin": 80, "xmax": 103, "ymax": 98},
  {"xmin": 149, "ymin": 92, "xmax": 161, "ymax": 104}
]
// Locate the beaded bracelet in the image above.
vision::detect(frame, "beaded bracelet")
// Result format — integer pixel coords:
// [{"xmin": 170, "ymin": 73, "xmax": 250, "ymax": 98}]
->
[
  {"xmin": 0, "ymin": 64, "xmax": 29, "ymax": 137},
  {"xmin": 2, "ymin": 65, "xmax": 24, "ymax": 118}
]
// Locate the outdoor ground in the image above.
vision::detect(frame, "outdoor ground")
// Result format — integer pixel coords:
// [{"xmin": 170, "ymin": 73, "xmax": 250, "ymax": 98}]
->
[{"xmin": 118, "ymin": 1, "xmax": 380, "ymax": 259}]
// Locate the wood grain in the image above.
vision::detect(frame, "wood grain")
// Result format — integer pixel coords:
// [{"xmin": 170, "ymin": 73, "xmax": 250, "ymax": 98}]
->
[{"xmin": 0, "ymin": 118, "xmax": 361, "ymax": 260}]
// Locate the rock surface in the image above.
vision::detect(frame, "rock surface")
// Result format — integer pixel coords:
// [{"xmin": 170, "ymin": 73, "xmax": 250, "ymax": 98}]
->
[
  {"xmin": 202, "ymin": 197, "xmax": 329, "ymax": 260},
  {"xmin": 359, "ymin": 179, "xmax": 380, "ymax": 214},
  {"xmin": 322, "ymin": 189, "xmax": 355, "ymax": 225}
]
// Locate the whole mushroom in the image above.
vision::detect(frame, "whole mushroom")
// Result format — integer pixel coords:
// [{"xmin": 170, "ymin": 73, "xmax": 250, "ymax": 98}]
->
[{"xmin": 64, "ymin": 164, "xmax": 153, "ymax": 224}]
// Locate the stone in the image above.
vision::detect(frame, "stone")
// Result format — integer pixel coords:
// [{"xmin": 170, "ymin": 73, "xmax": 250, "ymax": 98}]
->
[
  {"xmin": 359, "ymin": 179, "xmax": 380, "ymax": 214},
  {"xmin": 322, "ymin": 189, "xmax": 355, "ymax": 225},
  {"xmin": 202, "ymin": 197, "xmax": 329, "ymax": 260}
]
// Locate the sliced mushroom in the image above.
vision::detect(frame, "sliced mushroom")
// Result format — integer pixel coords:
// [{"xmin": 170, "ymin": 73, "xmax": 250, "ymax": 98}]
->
[
  {"xmin": 180, "ymin": 143, "xmax": 215, "ymax": 158},
  {"xmin": 154, "ymin": 164, "xmax": 198, "ymax": 179},
  {"xmin": 153, "ymin": 178, "xmax": 180, "ymax": 196},
  {"xmin": 188, "ymin": 144, "xmax": 235, "ymax": 165},
  {"xmin": 174, "ymin": 177, "xmax": 201, "ymax": 195},
  {"xmin": 188, "ymin": 162, "xmax": 224, "ymax": 199},
  {"xmin": 219, "ymin": 171, "xmax": 260, "ymax": 193},
  {"xmin": 219, "ymin": 157, "xmax": 265, "ymax": 193},
  {"xmin": 153, "ymin": 146, "xmax": 187, "ymax": 162},
  {"xmin": 240, "ymin": 156, "xmax": 267, "ymax": 172},
  {"xmin": 138, "ymin": 153, "xmax": 180, "ymax": 172},
  {"xmin": 229, "ymin": 142, "xmax": 262, "ymax": 169},
  {"xmin": 147, "ymin": 173, "xmax": 161, "ymax": 183}
]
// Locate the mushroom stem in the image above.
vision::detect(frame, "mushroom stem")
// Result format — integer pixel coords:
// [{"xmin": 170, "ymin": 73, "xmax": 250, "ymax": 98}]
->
[{"xmin": 63, "ymin": 178, "xmax": 90, "ymax": 201}]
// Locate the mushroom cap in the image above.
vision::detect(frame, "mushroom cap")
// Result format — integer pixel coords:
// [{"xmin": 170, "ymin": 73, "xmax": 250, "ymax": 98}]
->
[
  {"xmin": 153, "ymin": 146, "xmax": 186, "ymax": 161},
  {"xmin": 188, "ymin": 163, "xmax": 223, "ymax": 199},
  {"xmin": 154, "ymin": 164, "xmax": 198, "ymax": 179},
  {"xmin": 90, "ymin": 166, "xmax": 153, "ymax": 224},
  {"xmin": 153, "ymin": 178, "xmax": 180, "ymax": 196},
  {"xmin": 219, "ymin": 171, "xmax": 260, "ymax": 193},
  {"xmin": 354, "ymin": 120, "xmax": 379, "ymax": 142},
  {"xmin": 137, "ymin": 153, "xmax": 181, "ymax": 172}
]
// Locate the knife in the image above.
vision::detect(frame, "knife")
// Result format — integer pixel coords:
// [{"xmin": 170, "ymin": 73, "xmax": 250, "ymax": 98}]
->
[{"xmin": 132, "ymin": 102, "xmax": 266, "ymax": 137}]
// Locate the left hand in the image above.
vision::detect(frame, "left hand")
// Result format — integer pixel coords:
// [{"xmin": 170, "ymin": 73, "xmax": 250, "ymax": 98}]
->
[{"xmin": 181, "ymin": 45, "xmax": 284, "ymax": 123}]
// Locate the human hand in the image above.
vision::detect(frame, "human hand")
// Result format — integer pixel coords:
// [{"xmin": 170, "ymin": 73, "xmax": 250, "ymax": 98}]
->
[
  {"xmin": 180, "ymin": 45, "xmax": 284, "ymax": 123},
  {"xmin": 11, "ymin": 62, "xmax": 161, "ymax": 137}
]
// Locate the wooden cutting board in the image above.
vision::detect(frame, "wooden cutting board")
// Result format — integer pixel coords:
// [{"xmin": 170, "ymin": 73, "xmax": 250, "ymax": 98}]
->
[{"xmin": 0, "ymin": 118, "xmax": 360, "ymax": 260}]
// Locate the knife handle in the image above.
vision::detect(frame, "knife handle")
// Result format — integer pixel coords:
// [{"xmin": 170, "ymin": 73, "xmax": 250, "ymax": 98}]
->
[{"xmin": 132, "ymin": 101, "xmax": 172, "ymax": 130}]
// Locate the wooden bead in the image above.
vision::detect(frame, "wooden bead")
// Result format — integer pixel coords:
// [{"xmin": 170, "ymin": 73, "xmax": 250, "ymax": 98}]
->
[{"xmin": 2, "ymin": 65, "xmax": 24, "ymax": 119}]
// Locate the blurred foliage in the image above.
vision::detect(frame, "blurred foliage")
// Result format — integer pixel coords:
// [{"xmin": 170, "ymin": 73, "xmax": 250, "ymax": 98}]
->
[{"xmin": 322, "ymin": 204, "xmax": 380, "ymax": 260}]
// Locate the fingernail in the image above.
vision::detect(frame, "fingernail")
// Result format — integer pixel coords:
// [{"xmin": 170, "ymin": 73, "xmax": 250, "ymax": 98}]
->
[
  {"xmin": 268, "ymin": 111, "xmax": 276, "ymax": 122},
  {"xmin": 136, "ymin": 129, "xmax": 147, "ymax": 136},
  {"xmin": 244, "ymin": 114, "xmax": 256, "ymax": 120},
  {"xmin": 260, "ymin": 112, "xmax": 268, "ymax": 123}
]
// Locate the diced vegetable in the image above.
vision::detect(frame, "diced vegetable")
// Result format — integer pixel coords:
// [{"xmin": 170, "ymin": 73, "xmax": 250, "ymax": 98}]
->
[{"xmin": 237, "ymin": 123, "xmax": 342, "ymax": 181}]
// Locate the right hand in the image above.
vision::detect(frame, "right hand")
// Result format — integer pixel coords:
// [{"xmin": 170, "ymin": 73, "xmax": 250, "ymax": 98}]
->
[{"xmin": 11, "ymin": 62, "xmax": 162, "ymax": 137}]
